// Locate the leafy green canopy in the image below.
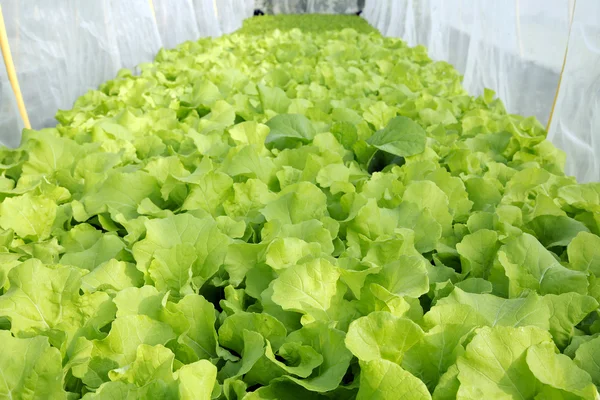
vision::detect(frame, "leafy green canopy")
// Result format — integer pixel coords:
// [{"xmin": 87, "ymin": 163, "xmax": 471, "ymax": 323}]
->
[
  {"xmin": 239, "ymin": 14, "xmax": 378, "ymax": 34},
  {"xmin": 0, "ymin": 14, "xmax": 599, "ymax": 400}
]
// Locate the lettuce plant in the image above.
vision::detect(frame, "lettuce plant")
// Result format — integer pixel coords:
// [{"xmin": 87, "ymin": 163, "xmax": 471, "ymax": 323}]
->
[{"xmin": 0, "ymin": 14, "xmax": 599, "ymax": 400}]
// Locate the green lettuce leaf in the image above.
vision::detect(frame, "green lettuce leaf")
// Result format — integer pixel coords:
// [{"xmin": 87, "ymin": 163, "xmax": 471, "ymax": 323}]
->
[{"xmin": 0, "ymin": 331, "xmax": 67, "ymax": 399}]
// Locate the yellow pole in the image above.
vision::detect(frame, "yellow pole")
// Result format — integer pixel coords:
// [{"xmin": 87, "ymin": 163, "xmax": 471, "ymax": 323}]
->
[
  {"xmin": 546, "ymin": 0, "xmax": 576, "ymax": 131},
  {"xmin": 148, "ymin": 0, "xmax": 157, "ymax": 22},
  {"xmin": 0, "ymin": 5, "xmax": 31, "ymax": 129}
]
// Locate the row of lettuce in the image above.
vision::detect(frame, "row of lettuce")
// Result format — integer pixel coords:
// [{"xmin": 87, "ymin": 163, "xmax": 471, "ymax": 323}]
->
[{"xmin": 0, "ymin": 14, "xmax": 599, "ymax": 400}]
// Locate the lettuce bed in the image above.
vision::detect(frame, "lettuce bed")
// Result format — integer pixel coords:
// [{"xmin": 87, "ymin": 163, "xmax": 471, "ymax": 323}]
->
[{"xmin": 0, "ymin": 14, "xmax": 600, "ymax": 399}]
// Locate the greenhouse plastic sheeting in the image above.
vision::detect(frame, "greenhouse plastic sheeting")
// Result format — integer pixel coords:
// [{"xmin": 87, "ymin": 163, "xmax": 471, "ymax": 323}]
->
[
  {"xmin": 0, "ymin": 0, "xmax": 248, "ymax": 147},
  {"xmin": 0, "ymin": 68, "xmax": 23, "ymax": 149},
  {"xmin": 191, "ymin": 0, "xmax": 222, "ymax": 37},
  {"xmin": 216, "ymin": 0, "xmax": 236, "ymax": 35},
  {"xmin": 0, "ymin": 1, "xmax": 122, "ymax": 132},
  {"xmin": 547, "ymin": 0, "xmax": 600, "ymax": 183},
  {"xmin": 153, "ymin": 0, "xmax": 200, "ymax": 50},
  {"xmin": 110, "ymin": 0, "xmax": 162, "ymax": 71},
  {"xmin": 363, "ymin": 0, "xmax": 600, "ymax": 182},
  {"xmin": 255, "ymin": 0, "xmax": 360, "ymax": 14},
  {"xmin": 219, "ymin": 0, "xmax": 249, "ymax": 34},
  {"xmin": 243, "ymin": 0, "xmax": 256, "ymax": 19}
]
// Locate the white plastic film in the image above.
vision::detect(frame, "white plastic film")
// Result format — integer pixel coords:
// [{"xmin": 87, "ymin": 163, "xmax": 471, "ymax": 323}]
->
[
  {"xmin": 244, "ymin": 0, "xmax": 256, "ymax": 18},
  {"xmin": 362, "ymin": 0, "xmax": 375, "ymax": 21},
  {"xmin": 0, "ymin": 65, "xmax": 23, "ymax": 148},
  {"xmin": 217, "ymin": 0, "xmax": 239, "ymax": 35},
  {"xmin": 547, "ymin": 0, "xmax": 600, "ymax": 182},
  {"xmin": 227, "ymin": 0, "xmax": 248, "ymax": 32},
  {"xmin": 153, "ymin": 0, "xmax": 200, "ymax": 49},
  {"xmin": 374, "ymin": 0, "xmax": 392, "ymax": 34},
  {"xmin": 108, "ymin": 0, "xmax": 162, "ymax": 71},
  {"xmin": 192, "ymin": 0, "xmax": 222, "ymax": 37},
  {"xmin": 0, "ymin": 1, "xmax": 121, "ymax": 134},
  {"xmin": 461, "ymin": 0, "xmax": 570, "ymax": 125}
]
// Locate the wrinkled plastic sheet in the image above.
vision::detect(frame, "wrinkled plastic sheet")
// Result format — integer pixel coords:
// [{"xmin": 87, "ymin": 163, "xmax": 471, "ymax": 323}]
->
[
  {"xmin": 0, "ymin": 1, "xmax": 123, "ymax": 136},
  {"xmin": 153, "ymin": 0, "xmax": 200, "ymax": 50},
  {"xmin": 547, "ymin": 0, "xmax": 600, "ymax": 182},
  {"xmin": 0, "ymin": 67, "xmax": 23, "ymax": 148}
]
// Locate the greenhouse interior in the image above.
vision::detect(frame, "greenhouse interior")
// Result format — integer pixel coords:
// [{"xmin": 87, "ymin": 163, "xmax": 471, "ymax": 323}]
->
[{"xmin": 0, "ymin": 0, "xmax": 599, "ymax": 398}]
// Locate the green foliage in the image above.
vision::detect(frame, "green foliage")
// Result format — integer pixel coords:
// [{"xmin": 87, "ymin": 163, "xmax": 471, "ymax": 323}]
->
[
  {"xmin": 238, "ymin": 14, "xmax": 378, "ymax": 34},
  {"xmin": 0, "ymin": 13, "xmax": 598, "ymax": 400}
]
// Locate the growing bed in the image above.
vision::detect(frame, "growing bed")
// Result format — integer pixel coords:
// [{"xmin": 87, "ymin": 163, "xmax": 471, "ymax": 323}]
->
[{"xmin": 0, "ymin": 14, "xmax": 599, "ymax": 399}]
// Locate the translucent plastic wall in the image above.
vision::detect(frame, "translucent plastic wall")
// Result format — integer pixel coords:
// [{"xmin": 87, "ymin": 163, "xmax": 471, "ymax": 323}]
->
[
  {"xmin": 547, "ymin": 1, "xmax": 600, "ymax": 183},
  {"xmin": 363, "ymin": 0, "xmax": 600, "ymax": 182},
  {"xmin": 0, "ymin": 0, "xmax": 252, "ymax": 147}
]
